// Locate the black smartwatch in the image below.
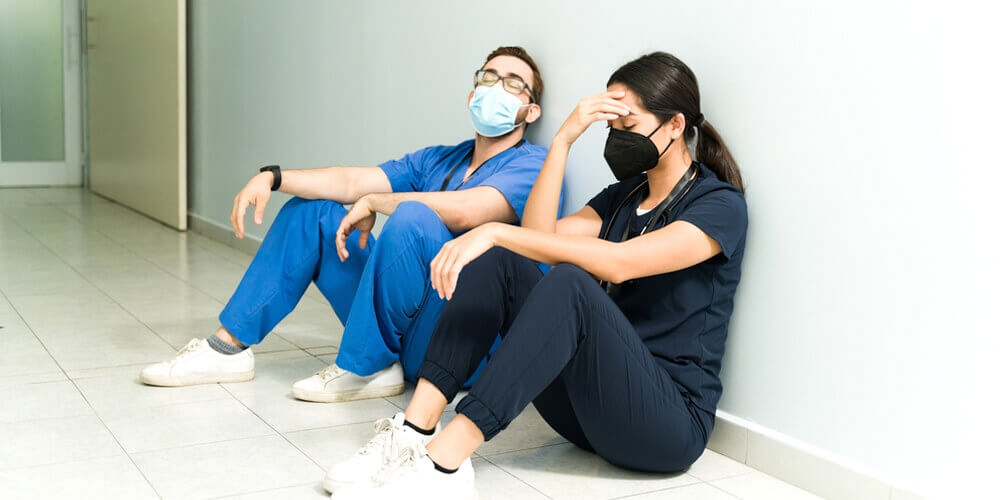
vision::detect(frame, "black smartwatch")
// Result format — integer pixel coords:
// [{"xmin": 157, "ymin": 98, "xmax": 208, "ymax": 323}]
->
[{"xmin": 259, "ymin": 164, "xmax": 281, "ymax": 191}]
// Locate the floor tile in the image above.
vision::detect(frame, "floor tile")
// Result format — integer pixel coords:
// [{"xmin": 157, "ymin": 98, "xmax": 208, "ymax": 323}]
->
[
  {"xmin": 222, "ymin": 352, "xmax": 400, "ymax": 432},
  {"xmin": 476, "ymin": 404, "xmax": 567, "ymax": 457},
  {"xmin": 0, "ymin": 455, "xmax": 159, "ymax": 499},
  {"xmin": 0, "ymin": 329, "xmax": 63, "ymax": 377},
  {"xmin": 0, "ymin": 379, "xmax": 93, "ymax": 423},
  {"xmin": 74, "ymin": 368, "xmax": 234, "ymax": 415},
  {"xmin": 624, "ymin": 482, "xmax": 738, "ymax": 499},
  {"xmin": 686, "ymin": 449, "xmax": 755, "ymax": 482},
  {"xmin": 131, "ymin": 435, "xmax": 323, "ymax": 500},
  {"xmin": 214, "ymin": 483, "xmax": 328, "ymax": 499},
  {"xmin": 472, "ymin": 457, "xmax": 549, "ymax": 500},
  {"xmin": 284, "ymin": 420, "xmax": 383, "ymax": 470},
  {"xmin": 713, "ymin": 470, "xmax": 822, "ymax": 499},
  {"xmin": 486, "ymin": 442, "xmax": 699, "ymax": 499},
  {"xmin": 100, "ymin": 397, "xmax": 275, "ymax": 453},
  {"xmin": 0, "ymin": 414, "xmax": 123, "ymax": 470}
]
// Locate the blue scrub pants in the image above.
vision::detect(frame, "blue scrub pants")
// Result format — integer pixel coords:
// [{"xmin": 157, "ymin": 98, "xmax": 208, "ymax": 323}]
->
[
  {"xmin": 218, "ymin": 197, "xmax": 496, "ymax": 384},
  {"xmin": 417, "ymin": 248, "xmax": 714, "ymax": 472}
]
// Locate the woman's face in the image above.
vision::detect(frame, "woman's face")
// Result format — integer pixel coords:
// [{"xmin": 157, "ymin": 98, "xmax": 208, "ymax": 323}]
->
[{"xmin": 606, "ymin": 82, "xmax": 683, "ymax": 154}]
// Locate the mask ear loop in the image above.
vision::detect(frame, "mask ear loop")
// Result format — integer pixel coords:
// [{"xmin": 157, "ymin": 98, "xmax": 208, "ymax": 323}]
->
[
  {"xmin": 512, "ymin": 102, "xmax": 532, "ymax": 128},
  {"xmin": 646, "ymin": 120, "xmax": 674, "ymax": 158}
]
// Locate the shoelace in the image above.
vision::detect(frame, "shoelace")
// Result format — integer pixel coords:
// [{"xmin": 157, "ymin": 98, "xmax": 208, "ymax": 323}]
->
[
  {"xmin": 374, "ymin": 442, "xmax": 426, "ymax": 484},
  {"xmin": 314, "ymin": 364, "xmax": 346, "ymax": 382},
  {"xmin": 357, "ymin": 417, "xmax": 396, "ymax": 457},
  {"xmin": 168, "ymin": 339, "xmax": 203, "ymax": 366}
]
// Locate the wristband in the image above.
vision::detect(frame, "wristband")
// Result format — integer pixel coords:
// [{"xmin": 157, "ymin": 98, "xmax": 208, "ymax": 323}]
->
[{"xmin": 259, "ymin": 165, "xmax": 281, "ymax": 191}]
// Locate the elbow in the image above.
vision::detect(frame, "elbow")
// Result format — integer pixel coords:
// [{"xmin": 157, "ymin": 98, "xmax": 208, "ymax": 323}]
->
[
  {"xmin": 601, "ymin": 268, "xmax": 629, "ymax": 286},
  {"xmin": 599, "ymin": 250, "xmax": 632, "ymax": 284},
  {"xmin": 442, "ymin": 209, "xmax": 477, "ymax": 233}
]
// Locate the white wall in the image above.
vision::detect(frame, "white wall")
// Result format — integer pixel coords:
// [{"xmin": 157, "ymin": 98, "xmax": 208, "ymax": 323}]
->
[{"xmin": 188, "ymin": 1, "xmax": 1000, "ymax": 496}]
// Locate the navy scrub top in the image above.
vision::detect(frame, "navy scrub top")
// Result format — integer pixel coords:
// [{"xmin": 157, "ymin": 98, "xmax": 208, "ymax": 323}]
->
[{"xmin": 586, "ymin": 162, "xmax": 748, "ymax": 414}]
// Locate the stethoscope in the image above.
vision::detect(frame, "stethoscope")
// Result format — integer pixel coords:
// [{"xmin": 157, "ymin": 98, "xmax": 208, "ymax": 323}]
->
[{"xmin": 599, "ymin": 162, "xmax": 700, "ymax": 297}]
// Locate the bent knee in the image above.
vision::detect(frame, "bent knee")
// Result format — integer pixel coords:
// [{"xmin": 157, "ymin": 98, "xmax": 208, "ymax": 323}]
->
[
  {"xmin": 545, "ymin": 263, "xmax": 593, "ymax": 285},
  {"xmin": 277, "ymin": 196, "xmax": 345, "ymax": 218},
  {"xmin": 382, "ymin": 201, "xmax": 444, "ymax": 239}
]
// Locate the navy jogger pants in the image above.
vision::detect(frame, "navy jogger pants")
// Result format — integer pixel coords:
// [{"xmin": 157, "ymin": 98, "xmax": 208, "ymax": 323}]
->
[{"xmin": 417, "ymin": 247, "xmax": 714, "ymax": 473}]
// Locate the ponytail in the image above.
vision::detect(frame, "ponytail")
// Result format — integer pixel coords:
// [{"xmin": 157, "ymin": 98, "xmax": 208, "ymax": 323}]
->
[{"xmin": 695, "ymin": 120, "xmax": 744, "ymax": 193}]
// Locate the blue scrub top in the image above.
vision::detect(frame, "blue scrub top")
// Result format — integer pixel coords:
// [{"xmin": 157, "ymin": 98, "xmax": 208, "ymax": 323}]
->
[
  {"xmin": 586, "ymin": 162, "xmax": 748, "ymax": 414},
  {"xmin": 378, "ymin": 139, "xmax": 548, "ymax": 223}
]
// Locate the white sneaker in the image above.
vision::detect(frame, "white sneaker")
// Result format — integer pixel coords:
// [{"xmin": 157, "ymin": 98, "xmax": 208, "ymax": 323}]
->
[
  {"xmin": 331, "ymin": 443, "xmax": 476, "ymax": 500},
  {"xmin": 323, "ymin": 412, "xmax": 439, "ymax": 493},
  {"xmin": 140, "ymin": 338, "xmax": 254, "ymax": 386},
  {"xmin": 291, "ymin": 362, "xmax": 404, "ymax": 402}
]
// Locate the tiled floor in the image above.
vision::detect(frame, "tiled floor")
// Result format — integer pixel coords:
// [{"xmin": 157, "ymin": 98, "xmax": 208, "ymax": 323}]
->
[{"xmin": 0, "ymin": 187, "xmax": 820, "ymax": 499}]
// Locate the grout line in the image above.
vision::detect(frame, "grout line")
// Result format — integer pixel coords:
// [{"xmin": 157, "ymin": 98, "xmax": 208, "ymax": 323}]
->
[
  {"xmin": 703, "ymin": 480, "xmax": 744, "ymax": 499},
  {"xmin": 216, "ymin": 383, "xmax": 328, "ymax": 473},
  {"xmin": 608, "ymin": 479, "xmax": 728, "ymax": 500},
  {"xmin": 0, "ymin": 213, "xmax": 181, "ymax": 352},
  {"xmin": 477, "ymin": 440, "xmax": 574, "ymax": 459},
  {"xmin": 43, "ymin": 193, "xmax": 341, "ymax": 350},
  {"xmin": 479, "ymin": 454, "xmax": 555, "ymax": 499},
  {"xmin": 205, "ymin": 481, "xmax": 320, "ymax": 499},
  {"xmin": 0, "ymin": 286, "xmax": 164, "ymax": 499}
]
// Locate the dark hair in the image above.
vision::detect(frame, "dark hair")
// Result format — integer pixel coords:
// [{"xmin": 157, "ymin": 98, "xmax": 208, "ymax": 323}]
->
[
  {"xmin": 607, "ymin": 52, "xmax": 744, "ymax": 193},
  {"xmin": 483, "ymin": 46, "xmax": 544, "ymax": 103}
]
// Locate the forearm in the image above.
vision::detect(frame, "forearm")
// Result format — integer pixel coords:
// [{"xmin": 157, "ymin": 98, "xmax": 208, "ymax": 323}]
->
[
  {"xmin": 520, "ymin": 138, "xmax": 571, "ymax": 232},
  {"xmin": 365, "ymin": 189, "xmax": 516, "ymax": 233},
  {"xmin": 276, "ymin": 166, "xmax": 388, "ymax": 203},
  {"xmin": 491, "ymin": 223, "xmax": 626, "ymax": 283}
]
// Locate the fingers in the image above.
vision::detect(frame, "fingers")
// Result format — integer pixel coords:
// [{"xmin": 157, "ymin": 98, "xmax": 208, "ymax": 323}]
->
[
  {"xmin": 234, "ymin": 197, "xmax": 248, "ymax": 239},
  {"xmin": 588, "ymin": 99, "xmax": 630, "ymax": 117},
  {"xmin": 439, "ymin": 246, "xmax": 463, "ymax": 300},
  {"xmin": 335, "ymin": 219, "xmax": 352, "ymax": 262},
  {"xmin": 358, "ymin": 230, "xmax": 370, "ymax": 250},
  {"xmin": 430, "ymin": 244, "xmax": 451, "ymax": 299},
  {"xmin": 253, "ymin": 194, "xmax": 267, "ymax": 225},
  {"xmin": 230, "ymin": 196, "xmax": 240, "ymax": 236}
]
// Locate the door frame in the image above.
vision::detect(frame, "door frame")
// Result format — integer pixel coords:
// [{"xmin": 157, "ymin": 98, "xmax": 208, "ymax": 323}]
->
[{"xmin": 0, "ymin": 0, "xmax": 83, "ymax": 187}]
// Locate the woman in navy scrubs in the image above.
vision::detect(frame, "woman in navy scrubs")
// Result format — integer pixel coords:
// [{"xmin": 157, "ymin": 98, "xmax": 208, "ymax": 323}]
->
[{"xmin": 333, "ymin": 52, "xmax": 748, "ymax": 499}]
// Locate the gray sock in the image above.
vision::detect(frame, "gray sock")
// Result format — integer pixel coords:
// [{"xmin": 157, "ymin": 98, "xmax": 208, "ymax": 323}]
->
[{"xmin": 207, "ymin": 335, "xmax": 247, "ymax": 355}]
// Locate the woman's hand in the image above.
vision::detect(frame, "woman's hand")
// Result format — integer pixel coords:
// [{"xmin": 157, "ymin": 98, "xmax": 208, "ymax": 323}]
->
[
  {"xmin": 430, "ymin": 223, "xmax": 502, "ymax": 300},
  {"xmin": 553, "ymin": 90, "xmax": 631, "ymax": 146},
  {"xmin": 335, "ymin": 195, "xmax": 377, "ymax": 261}
]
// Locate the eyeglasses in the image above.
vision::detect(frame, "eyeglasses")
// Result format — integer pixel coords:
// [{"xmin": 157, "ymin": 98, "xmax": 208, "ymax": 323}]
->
[{"xmin": 474, "ymin": 69, "xmax": 535, "ymax": 103}]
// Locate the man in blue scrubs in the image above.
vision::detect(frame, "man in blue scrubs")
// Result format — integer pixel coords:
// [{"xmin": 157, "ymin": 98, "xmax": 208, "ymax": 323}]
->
[{"xmin": 140, "ymin": 47, "xmax": 548, "ymax": 404}]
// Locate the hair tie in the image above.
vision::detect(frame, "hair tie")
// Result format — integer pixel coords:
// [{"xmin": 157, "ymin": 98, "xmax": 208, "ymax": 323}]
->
[{"xmin": 689, "ymin": 112, "xmax": 704, "ymax": 128}]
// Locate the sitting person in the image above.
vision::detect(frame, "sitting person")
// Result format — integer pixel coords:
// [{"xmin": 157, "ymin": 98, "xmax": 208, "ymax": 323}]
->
[
  {"xmin": 325, "ymin": 51, "xmax": 748, "ymax": 499},
  {"xmin": 140, "ymin": 46, "xmax": 548, "ymax": 404}
]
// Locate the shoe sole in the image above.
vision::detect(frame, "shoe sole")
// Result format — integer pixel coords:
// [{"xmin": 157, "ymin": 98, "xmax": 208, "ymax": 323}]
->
[
  {"xmin": 292, "ymin": 382, "xmax": 405, "ymax": 403},
  {"xmin": 140, "ymin": 370, "xmax": 255, "ymax": 387}
]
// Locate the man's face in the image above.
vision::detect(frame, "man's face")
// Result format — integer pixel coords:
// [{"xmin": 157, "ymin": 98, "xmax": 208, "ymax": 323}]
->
[{"xmin": 469, "ymin": 55, "xmax": 541, "ymax": 126}]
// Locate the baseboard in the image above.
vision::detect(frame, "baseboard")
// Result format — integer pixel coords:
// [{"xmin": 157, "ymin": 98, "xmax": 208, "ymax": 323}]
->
[
  {"xmin": 707, "ymin": 410, "xmax": 927, "ymax": 499},
  {"xmin": 187, "ymin": 212, "xmax": 262, "ymax": 255},
  {"xmin": 188, "ymin": 209, "xmax": 928, "ymax": 500}
]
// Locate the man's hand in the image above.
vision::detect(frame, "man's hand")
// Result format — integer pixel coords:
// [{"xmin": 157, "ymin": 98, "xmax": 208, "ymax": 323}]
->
[
  {"xmin": 335, "ymin": 194, "xmax": 378, "ymax": 261},
  {"xmin": 230, "ymin": 172, "xmax": 274, "ymax": 239}
]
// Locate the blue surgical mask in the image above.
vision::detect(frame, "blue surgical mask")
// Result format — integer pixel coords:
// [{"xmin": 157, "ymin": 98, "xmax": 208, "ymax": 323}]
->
[{"xmin": 468, "ymin": 84, "xmax": 529, "ymax": 137}]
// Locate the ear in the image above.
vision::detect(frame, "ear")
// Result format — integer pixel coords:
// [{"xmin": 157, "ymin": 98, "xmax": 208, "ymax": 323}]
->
[
  {"xmin": 668, "ymin": 113, "xmax": 687, "ymax": 139},
  {"xmin": 525, "ymin": 103, "xmax": 542, "ymax": 124}
]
